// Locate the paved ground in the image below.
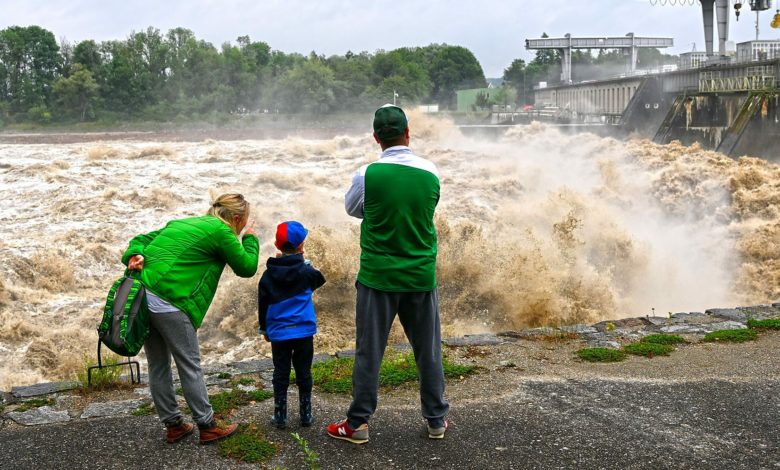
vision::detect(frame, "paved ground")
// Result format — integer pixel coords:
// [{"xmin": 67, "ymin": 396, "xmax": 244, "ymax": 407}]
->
[{"xmin": 3, "ymin": 333, "xmax": 780, "ymax": 469}]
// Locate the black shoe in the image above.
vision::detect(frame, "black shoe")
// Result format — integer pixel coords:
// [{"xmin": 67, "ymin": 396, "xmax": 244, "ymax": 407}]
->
[
  {"xmin": 271, "ymin": 396, "xmax": 288, "ymax": 429},
  {"xmin": 299, "ymin": 393, "xmax": 313, "ymax": 427}
]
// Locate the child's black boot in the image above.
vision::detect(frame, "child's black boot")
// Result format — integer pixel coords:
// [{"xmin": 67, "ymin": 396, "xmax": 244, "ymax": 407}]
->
[
  {"xmin": 299, "ymin": 393, "xmax": 313, "ymax": 427},
  {"xmin": 271, "ymin": 395, "xmax": 288, "ymax": 429}
]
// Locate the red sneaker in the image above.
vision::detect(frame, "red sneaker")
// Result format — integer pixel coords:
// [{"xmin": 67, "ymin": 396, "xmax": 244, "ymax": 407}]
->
[{"xmin": 326, "ymin": 419, "xmax": 369, "ymax": 444}]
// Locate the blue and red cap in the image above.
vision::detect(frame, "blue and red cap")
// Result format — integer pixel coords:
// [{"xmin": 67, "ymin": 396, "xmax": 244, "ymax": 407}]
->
[{"xmin": 275, "ymin": 221, "xmax": 308, "ymax": 251}]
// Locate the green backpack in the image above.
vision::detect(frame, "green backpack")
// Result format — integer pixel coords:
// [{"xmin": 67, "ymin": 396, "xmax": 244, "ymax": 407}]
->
[{"xmin": 97, "ymin": 271, "xmax": 150, "ymax": 356}]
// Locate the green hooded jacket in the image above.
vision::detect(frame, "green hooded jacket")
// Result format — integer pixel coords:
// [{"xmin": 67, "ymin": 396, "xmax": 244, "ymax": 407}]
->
[{"xmin": 121, "ymin": 215, "xmax": 259, "ymax": 328}]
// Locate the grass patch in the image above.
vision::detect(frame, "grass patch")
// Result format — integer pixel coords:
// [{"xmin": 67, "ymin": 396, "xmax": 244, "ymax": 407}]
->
[
  {"xmin": 15, "ymin": 398, "xmax": 55, "ymax": 412},
  {"xmin": 311, "ymin": 352, "xmax": 477, "ymax": 394},
  {"xmin": 217, "ymin": 372, "xmax": 232, "ymax": 379},
  {"xmin": 641, "ymin": 334, "xmax": 687, "ymax": 345},
  {"xmin": 703, "ymin": 328, "xmax": 758, "ymax": 343},
  {"xmin": 624, "ymin": 342, "xmax": 674, "ymax": 358},
  {"xmin": 131, "ymin": 402, "xmax": 156, "ymax": 416},
  {"xmin": 218, "ymin": 423, "xmax": 277, "ymax": 464},
  {"xmin": 231, "ymin": 377, "xmax": 255, "ymax": 386},
  {"xmin": 76, "ymin": 353, "xmax": 125, "ymax": 391},
  {"xmin": 210, "ymin": 389, "xmax": 274, "ymax": 415},
  {"xmin": 175, "ymin": 387, "xmax": 184, "ymax": 396},
  {"xmin": 576, "ymin": 347, "xmax": 626, "ymax": 363},
  {"xmin": 747, "ymin": 319, "xmax": 780, "ymax": 330}
]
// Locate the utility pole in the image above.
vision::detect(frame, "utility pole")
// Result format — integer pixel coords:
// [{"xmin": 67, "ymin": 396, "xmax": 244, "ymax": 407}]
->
[{"xmin": 393, "ymin": 89, "xmax": 398, "ymax": 105}]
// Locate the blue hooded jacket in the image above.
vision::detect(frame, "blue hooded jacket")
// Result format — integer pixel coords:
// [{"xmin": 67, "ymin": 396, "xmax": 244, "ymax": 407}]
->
[{"xmin": 257, "ymin": 253, "xmax": 326, "ymax": 342}]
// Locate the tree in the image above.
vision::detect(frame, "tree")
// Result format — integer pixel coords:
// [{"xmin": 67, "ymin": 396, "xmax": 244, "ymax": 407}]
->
[
  {"xmin": 53, "ymin": 64, "xmax": 98, "ymax": 121},
  {"xmin": 426, "ymin": 45, "xmax": 486, "ymax": 109},
  {"xmin": 0, "ymin": 26, "xmax": 61, "ymax": 115},
  {"xmin": 272, "ymin": 59, "xmax": 340, "ymax": 113}
]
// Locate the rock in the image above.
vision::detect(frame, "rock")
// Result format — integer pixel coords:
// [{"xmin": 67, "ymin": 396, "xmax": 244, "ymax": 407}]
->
[
  {"xmin": 645, "ymin": 316, "xmax": 670, "ymax": 326},
  {"xmin": 592, "ymin": 317, "xmax": 648, "ymax": 332},
  {"xmin": 236, "ymin": 384, "xmax": 257, "ymax": 392},
  {"xmin": 498, "ymin": 328, "xmax": 558, "ymax": 339},
  {"xmin": 312, "ymin": 354, "xmax": 332, "ymax": 364},
  {"xmin": 706, "ymin": 308, "xmax": 747, "ymax": 323},
  {"xmin": 11, "ymin": 381, "xmax": 80, "ymax": 399},
  {"xmin": 702, "ymin": 321, "xmax": 747, "ymax": 332},
  {"xmin": 8, "ymin": 406, "xmax": 70, "ymax": 426},
  {"xmin": 660, "ymin": 324, "xmax": 707, "ymax": 334},
  {"xmin": 230, "ymin": 359, "xmax": 274, "ymax": 374},
  {"xmin": 203, "ymin": 376, "xmax": 230, "ymax": 387},
  {"xmin": 671, "ymin": 312, "xmax": 706, "ymax": 323},
  {"xmin": 81, "ymin": 399, "xmax": 145, "ymax": 419},
  {"xmin": 133, "ymin": 387, "xmax": 152, "ymax": 397},
  {"xmin": 560, "ymin": 324, "xmax": 598, "ymax": 335},
  {"xmin": 586, "ymin": 340, "xmax": 621, "ymax": 349},
  {"xmin": 336, "ymin": 349, "xmax": 356, "ymax": 359},
  {"xmin": 442, "ymin": 334, "xmax": 503, "ymax": 346},
  {"xmin": 202, "ymin": 364, "xmax": 239, "ymax": 375}
]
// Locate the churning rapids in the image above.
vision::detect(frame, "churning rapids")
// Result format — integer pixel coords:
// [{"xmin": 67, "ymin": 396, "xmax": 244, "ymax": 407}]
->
[{"xmin": 1, "ymin": 113, "xmax": 778, "ymax": 389}]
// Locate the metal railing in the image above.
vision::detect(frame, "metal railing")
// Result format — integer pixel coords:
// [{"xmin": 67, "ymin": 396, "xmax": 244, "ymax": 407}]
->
[{"xmin": 699, "ymin": 72, "xmax": 776, "ymax": 92}]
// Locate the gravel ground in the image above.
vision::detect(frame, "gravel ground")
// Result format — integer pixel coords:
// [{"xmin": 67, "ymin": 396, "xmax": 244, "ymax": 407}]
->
[{"xmin": 2, "ymin": 332, "xmax": 780, "ymax": 469}]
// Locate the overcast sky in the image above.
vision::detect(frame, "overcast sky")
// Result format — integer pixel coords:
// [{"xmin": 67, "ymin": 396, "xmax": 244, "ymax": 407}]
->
[{"xmin": 2, "ymin": 0, "xmax": 778, "ymax": 77}]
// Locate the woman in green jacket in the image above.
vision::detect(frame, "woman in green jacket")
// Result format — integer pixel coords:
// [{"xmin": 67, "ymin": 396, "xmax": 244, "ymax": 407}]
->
[{"xmin": 123, "ymin": 193, "xmax": 259, "ymax": 444}]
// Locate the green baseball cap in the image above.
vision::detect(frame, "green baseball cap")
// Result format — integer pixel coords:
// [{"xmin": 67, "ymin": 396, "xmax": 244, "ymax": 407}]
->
[{"xmin": 373, "ymin": 104, "xmax": 408, "ymax": 140}]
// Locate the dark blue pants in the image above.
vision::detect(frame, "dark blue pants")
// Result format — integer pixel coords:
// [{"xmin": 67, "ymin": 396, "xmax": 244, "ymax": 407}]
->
[
  {"xmin": 347, "ymin": 282, "xmax": 449, "ymax": 428},
  {"xmin": 271, "ymin": 336, "xmax": 314, "ymax": 398}
]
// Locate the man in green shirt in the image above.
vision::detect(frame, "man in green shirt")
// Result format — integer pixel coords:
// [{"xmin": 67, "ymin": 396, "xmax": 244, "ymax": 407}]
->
[{"xmin": 327, "ymin": 104, "xmax": 449, "ymax": 444}]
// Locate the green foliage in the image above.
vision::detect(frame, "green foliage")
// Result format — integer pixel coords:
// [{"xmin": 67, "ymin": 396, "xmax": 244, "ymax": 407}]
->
[
  {"xmin": 131, "ymin": 402, "xmax": 156, "ymax": 416},
  {"xmin": 15, "ymin": 398, "xmax": 55, "ymax": 412},
  {"xmin": 231, "ymin": 377, "xmax": 255, "ymax": 386},
  {"xmin": 311, "ymin": 352, "xmax": 476, "ymax": 394},
  {"xmin": 747, "ymin": 319, "xmax": 780, "ymax": 330},
  {"xmin": 576, "ymin": 347, "xmax": 626, "ymax": 363},
  {"xmin": 703, "ymin": 329, "xmax": 758, "ymax": 343},
  {"xmin": 76, "ymin": 353, "xmax": 124, "ymax": 390},
  {"xmin": 217, "ymin": 372, "xmax": 232, "ymax": 379},
  {"xmin": 209, "ymin": 388, "xmax": 273, "ymax": 415},
  {"xmin": 0, "ymin": 25, "xmax": 492, "ymax": 122},
  {"xmin": 641, "ymin": 334, "xmax": 688, "ymax": 345},
  {"xmin": 218, "ymin": 424, "xmax": 277, "ymax": 464},
  {"xmin": 175, "ymin": 387, "xmax": 184, "ymax": 396},
  {"xmin": 291, "ymin": 432, "xmax": 321, "ymax": 470},
  {"xmin": 624, "ymin": 342, "xmax": 674, "ymax": 358}
]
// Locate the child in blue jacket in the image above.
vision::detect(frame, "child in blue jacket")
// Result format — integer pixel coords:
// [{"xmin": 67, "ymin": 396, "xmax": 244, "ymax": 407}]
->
[{"xmin": 258, "ymin": 221, "xmax": 326, "ymax": 428}]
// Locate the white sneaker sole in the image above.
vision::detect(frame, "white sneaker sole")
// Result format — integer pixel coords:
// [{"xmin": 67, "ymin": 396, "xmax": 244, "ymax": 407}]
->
[{"xmin": 328, "ymin": 433, "xmax": 369, "ymax": 444}]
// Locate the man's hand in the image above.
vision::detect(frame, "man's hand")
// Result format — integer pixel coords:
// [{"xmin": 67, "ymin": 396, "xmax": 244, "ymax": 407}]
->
[{"xmin": 128, "ymin": 255, "xmax": 144, "ymax": 271}]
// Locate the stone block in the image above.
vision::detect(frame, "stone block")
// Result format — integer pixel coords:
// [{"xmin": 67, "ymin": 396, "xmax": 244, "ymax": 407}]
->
[
  {"xmin": 442, "ymin": 334, "xmax": 503, "ymax": 346},
  {"xmin": 11, "ymin": 381, "xmax": 80, "ymax": 399},
  {"xmin": 705, "ymin": 308, "xmax": 747, "ymax": 323},
  {"xmin": 8, "ymin": 406, "xmax": 71, "ymax": 426},
  {"xmin": 81, "ymin": 399, "xmax": 145, "ymax": 419},
  {"xmin": 702, "ymin": 321, "xmax": 747, "ymax": 332}
]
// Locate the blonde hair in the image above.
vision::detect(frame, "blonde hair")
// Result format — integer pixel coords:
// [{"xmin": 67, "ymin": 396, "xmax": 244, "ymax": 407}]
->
[{"xmin": 207, "ymin": 193, "xmax": 250, "ymax": 234}]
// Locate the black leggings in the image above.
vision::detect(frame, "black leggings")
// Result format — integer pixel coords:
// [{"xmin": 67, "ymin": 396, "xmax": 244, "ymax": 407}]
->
[{"xmin": 271, "ymin": 336, "xmax": 314, "ymax": 397}]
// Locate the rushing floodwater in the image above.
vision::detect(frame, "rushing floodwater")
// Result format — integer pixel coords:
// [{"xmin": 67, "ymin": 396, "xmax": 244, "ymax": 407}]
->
[{"xmin": 1, "ymin": 113, "xmax": 778, "ymax": 389}]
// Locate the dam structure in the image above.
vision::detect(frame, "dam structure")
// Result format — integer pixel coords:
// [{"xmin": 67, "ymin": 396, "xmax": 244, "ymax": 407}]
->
[{"xmin": 515, "ymin": 1, "xmax": 780, "ymax": 160}]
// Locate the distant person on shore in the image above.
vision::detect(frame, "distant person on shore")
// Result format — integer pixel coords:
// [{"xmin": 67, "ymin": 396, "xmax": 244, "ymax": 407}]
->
[
  {"xmin": 326, "ymin": 104, "xmax": 449, "ymax": 444},
  {"xmin": 122, "ymin": 193, "xmax": 259, "ymax": 444},
  {"xmin": 257, "ymin": 221, "xmax": 326, "ymax": 429}
]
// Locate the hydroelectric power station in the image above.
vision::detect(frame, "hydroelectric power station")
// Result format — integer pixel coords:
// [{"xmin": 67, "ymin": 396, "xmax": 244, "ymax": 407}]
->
[{"xmin": 516, "ymin": 0, "xmax": 780, "ymax": 161}]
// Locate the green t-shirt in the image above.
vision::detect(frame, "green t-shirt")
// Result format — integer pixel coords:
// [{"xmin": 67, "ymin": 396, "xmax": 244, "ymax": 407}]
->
[{"xmin": 348, "ymin": 146, "xmax": 440, "ymax": 292}]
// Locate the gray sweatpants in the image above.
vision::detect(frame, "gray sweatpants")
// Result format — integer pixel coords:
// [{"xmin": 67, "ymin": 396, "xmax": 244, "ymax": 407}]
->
[
  {"xmin": 347, "ymin": 281, "xmax": 449, "ymax": 428},
  {"xmin": 144, "ymin": 310, "xmax": 213, "ymax": 427}
]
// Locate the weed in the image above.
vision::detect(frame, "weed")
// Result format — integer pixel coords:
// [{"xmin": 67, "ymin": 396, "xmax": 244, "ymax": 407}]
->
[
  {"xmin": 218, "ymin": 423, "xmax": 277, "ymax": 464},
  {"xmin": 747, "ymin": 319, "xmax": 780, "ymax": 330},
  {"xmin": 577, "ymin": 347, "xmax": 626, "ymax": 363},
  {"xmin": 16, "ymin": 398, "xmax": 55, "ymax": 412},
  {"xmin": 76, "ymin": 353, "xmax": 124, "ymax": 390},
  {"xmin": 232, "ymin": 377, "xmax": 255, "ymax": 386},
  {"xmin": 291, "ymin": 432, "xmax": 321, "ymax": 470},
  {"xmin": 641, "ymin": 334, "xmax": 687, "ymax": 345},
  {"xmin": 131, "ymin": 402, "xmax": 156, "ymax": 416},
  {"xmin": 703, "ymin": 329, "xmax": 758, "ymax": 343},
  {"xmin": 217, "ymin": 372, "xmax": 232, "ymax": 379},
  {"xmin": 175, "ymin": 387, "xmax": 184, "ymax": 396},
  {"xmin": 624, "ymin": 342, "xmax": 674, "ymax": 358},
  {"xmin": 311, "ymin": 352, "xmax": 477, "ymax": 394},
  {"xmin": 210, "ymin": 389, "xmax": 274, "ymax": 415}
]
